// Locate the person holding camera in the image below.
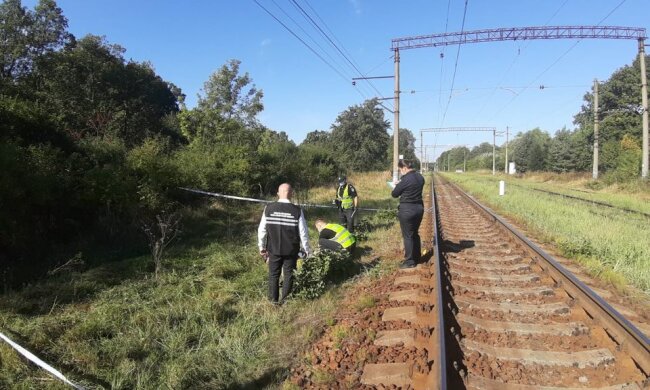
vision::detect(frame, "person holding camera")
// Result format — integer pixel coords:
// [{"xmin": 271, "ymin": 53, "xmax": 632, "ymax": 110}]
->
[{"xmin": 334, "ymin": 175, "xmax": 359, "ymax": 233}]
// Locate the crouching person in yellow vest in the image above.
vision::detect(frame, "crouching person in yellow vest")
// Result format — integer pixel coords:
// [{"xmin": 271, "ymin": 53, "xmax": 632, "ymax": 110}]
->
[{"xmin": 314, "ymin": 218, "xmax": 356, "ymax": 252}]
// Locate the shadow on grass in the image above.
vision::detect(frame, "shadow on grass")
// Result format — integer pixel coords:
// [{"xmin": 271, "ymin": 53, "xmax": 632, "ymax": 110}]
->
[
  {"xmin": 232, "ymin": 366, "xmax": 288, "ymax": 389},
  {"xmin": 0, "ymin": 201, "xmax": 261, "ymax": 317}
]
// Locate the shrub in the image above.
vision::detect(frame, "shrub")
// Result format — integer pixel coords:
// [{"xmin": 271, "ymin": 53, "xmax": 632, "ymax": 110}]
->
[{"xmin": 293, "ymin": 250, "xmax": 350, "ymax": 299}]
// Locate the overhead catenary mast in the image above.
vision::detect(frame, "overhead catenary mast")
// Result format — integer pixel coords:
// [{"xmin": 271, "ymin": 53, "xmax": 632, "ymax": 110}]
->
[{"xmin": 391, "ymin": 26, "xmax": 648, "ymax": 178}]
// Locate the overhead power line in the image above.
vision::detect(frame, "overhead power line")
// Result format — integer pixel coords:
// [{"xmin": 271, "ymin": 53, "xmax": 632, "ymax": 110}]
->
[
  {"xmin": 254, "ymin": 0, "xmax": 384, "ymax": 104},
  {"xmin": 289, "ymin": 0, "xmax": 394, "ymax": 108},
  {"xmin": 253, "ymin": 0, "xmax": 350, "ymax": 84},
  {"xmin": 437, "ymin": 0, "xmax": 453, "ymax": 119},
  {"xmin": 269, "ymin": 0, "xmax": 351, "ymax": 80},
  {"xmin": 488, "ymin": 0, "xmax": 630, "ymax": 122},
  {"xmin": 471, "ymin": 0, "xmax": 569, "ymax": 122},
  {"xmin": 441, "ymin": 0, "xmax": 469, "ymax": 126}
]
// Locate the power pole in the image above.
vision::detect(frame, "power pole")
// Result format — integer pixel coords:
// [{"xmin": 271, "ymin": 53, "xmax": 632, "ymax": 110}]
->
[
  {"xmin": 504, "ymin": 126, "xmax": 509, "ymax": 173},
  {"xmin": 447, "ymin": 152, "xmax": 450, "ymax": 171},
  {"xmin": 640, "ymin": 39, "xmax": 649, "ymax": 179},
  {"xmin": 492, "ymin": 129, "xmax": 496, "ymax": 175},
  {"xmin": 593, "ymin": 79, "xmax": 600, "ymax": 180},
  {"xmin": 393, "ymin": 49, "xmax": 401, "ymax": 182},
  {"xmin": 420, "ymin": 130, "xmax": 424, "ymax": 172},
  {"xmin": 423, "ymin": 147, "xmax": 427, "ymax": 172},
  {"xmin": 463, "ymin": 149, "xmax": 466, "ymax": 172}
]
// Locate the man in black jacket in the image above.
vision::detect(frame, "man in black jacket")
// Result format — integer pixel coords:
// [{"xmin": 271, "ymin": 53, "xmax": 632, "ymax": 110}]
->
[
  {"xmin": 258, "ymin": 183, "xmax": 311, "ymax": 304},
  {"xmin": 391, "ymin": 160, "xmax": 425, "ymax": 269}
]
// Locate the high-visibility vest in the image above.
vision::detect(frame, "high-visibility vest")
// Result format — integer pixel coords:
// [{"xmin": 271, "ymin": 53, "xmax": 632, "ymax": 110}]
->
[
  {"xmin": 337, "ymin": 184, "xmax": 354, "ymax": 209},
  {"xmin": 325, "ymin": 223, "xmax": 356, "ymax": 249}
]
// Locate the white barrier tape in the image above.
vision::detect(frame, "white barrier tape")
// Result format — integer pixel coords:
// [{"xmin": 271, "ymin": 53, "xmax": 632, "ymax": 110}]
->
[
  {"xmin": 179, "ymin": 187, "xmax": 390, "ymax": 212},
  {"xmin": 0, "ymin": 332, "xmax": 85, "ymax": 389}
]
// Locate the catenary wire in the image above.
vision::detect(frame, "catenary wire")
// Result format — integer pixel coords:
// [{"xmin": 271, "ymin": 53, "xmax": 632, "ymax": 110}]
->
[
  {"xmin": 470, "ymin": 0, "xmax": 569, "ymax": 122},
  {"xmin": 289, "ymin": 0, "xmax": 394, "ymax": 108},
  {"xmin": 440, "ymin": 0, "xmax": 469, "ymax": 126},
  {"xmin": 488, "ymin": 0, "xmax": 628, "ymax": 122},
  {"xmin": 253, "ymin": 0, "xmax": 377, "ymax": 103},
  {"xmin": 437, "ymin": 0, "xmax": 453, "ymax": 121},
  {"xmin": 269, "ymin": 0, "xmax": 353, "ymax": 81}
]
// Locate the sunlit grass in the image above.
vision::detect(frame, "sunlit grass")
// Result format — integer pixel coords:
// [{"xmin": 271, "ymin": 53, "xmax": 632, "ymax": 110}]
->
[
  {"xmin": 0, "ymin": 171, "xmax": 403, "ymax": 389},
  {"xmin": 464, "ymin": 171, "xmax": 650, "ymax": 214},
  {"xmin": 442, "ymin": 172, "xmax": 650, "ymax": 295}
]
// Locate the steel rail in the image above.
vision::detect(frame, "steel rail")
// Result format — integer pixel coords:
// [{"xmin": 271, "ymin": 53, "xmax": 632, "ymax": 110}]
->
[
  {"xmin": 506, "ymin": 183, "xmax": 650, "ymax": 219},
  {"xmin": 431, "ymin": 178, "xmax": 448, "ymax": 390},
  {"xmin": 436, "ymin": 174, "xmax": 650, "ymax": 376}
]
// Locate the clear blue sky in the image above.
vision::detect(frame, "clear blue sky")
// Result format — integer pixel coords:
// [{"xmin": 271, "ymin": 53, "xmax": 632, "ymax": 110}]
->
[{"xmin": 24, "ymin": 0, "xmax": 650, "ymax": 159}]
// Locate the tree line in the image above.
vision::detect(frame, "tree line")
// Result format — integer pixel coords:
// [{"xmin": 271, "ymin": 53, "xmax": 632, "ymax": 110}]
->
[
  {"xmin": 0, "ymin": 0, "xmax": 415, "ymax": 287},
  {"xmin": 436, "ymin": 54, "xmax": 648, "ymax": 181}
]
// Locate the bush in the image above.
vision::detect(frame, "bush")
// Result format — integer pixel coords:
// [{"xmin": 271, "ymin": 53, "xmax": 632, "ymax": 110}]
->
[
  {"xmin": 354, "ymin": 209, "xmax": 397, "ymax": 241},
  {"xmin": 293, "ymin": 250, "xmax": 350, "ymax": 299}
]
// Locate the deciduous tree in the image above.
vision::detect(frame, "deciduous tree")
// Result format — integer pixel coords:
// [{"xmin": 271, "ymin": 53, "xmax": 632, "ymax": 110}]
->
[{"xmin": 330, "ymin": 98, "xmax": 390, "ymax": 171}]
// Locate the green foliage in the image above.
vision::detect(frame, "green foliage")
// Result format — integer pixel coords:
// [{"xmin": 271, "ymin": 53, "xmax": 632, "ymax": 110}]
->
[
  {"xmin": 302, "ymin": 129, "xmax": 331, "ymax": 146},
  {"xmin": 354, "ymin": 208, "xmax": 396, "ymax": 241},
  {"xmin": 330, "ymin": 98, "xmax": 390, "ymax": 171},
  {"xmin": 0, "ymin": 0, "xmax": 72, "ymax": 82},
  {"xmin": 126, "ymin": 137, "xmax": 180, "ymax": 212},
  {"xmin": 293, "ymin": 250, "xmax": 350, "ymax": 299},
  {"xmin": 547, "ymin": 128, "xmax": 576, "ymax": 173},
  {"xmin": 604, "ymin": 134, "xmax": 642, "ymax": 183},
  {"xmin": 34, "ymin": 35, "xmax": 179, "ymax": 145},
  {"xmin": 510, "ymin": 128, "xmax": 551, "ymax": 172},
  {"xmin": 438, "ymin": 146, "xmax": 473, "ymax": 171},
  {"xmin": 573, "ymin": 55, "xmax": 648, "ymax": 172},
  {"xmin": 197, "ymin": 59, "xmax": 263, "ymax": 127},
  {"xmin": 388, "ymin": 128, "xmax": 419, "ymax": 168}
]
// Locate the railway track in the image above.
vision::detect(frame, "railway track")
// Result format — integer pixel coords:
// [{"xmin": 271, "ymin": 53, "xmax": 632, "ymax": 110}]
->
[
  {"xmin": 291, "ymin": 175, "xmax": 649, "ymax": 389},
  {"xmin": 502, "ymin": 182, "xmax": 650, "ymax": 219},
  {"xmin": 434, "ymin": 175, "xmax": 649, "ymax": 389}
]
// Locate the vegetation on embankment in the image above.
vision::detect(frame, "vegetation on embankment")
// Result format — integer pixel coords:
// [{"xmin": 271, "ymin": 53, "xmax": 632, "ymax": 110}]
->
[
  {"xmin": 440, "ymin": 172, "xmax": 650, "ymax": 295},
  {"xmin": 1, "ymin": 1, "xmax": 421, "ymax": 290},
  {"xmin": 0, "ymin": 172, "xmax": 401, "ymax": 389}
]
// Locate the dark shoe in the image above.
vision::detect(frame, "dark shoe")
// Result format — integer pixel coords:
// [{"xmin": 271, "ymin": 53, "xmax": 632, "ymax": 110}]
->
[{"xmin": 399, "ymin": 261, "xmax": 416, "ymax": 269}]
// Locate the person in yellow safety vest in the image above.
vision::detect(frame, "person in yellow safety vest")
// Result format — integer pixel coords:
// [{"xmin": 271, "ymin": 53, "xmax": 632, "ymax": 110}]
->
[
  {"xmin": 334, "ymin": 175, "xmax": 359, "ymax": 233},
  {"xmin": 314, "ymin": 218, "xmax": 356, "ymax": 252}
]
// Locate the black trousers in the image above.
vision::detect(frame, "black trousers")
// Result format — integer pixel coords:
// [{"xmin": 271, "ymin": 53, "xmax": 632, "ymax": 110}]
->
[
  {"xmin": 319, "ymin": 239, "xmax": 355, "ymax": 253},
  {"xmin": 268, "ymin": 253, "xmax": 298, "ymax": 303},
  {"xmin": 338, "ymin": 208, "xmax": 356, "ymax": 233},
  {"xmin": 398, "ymin": 203, "xmax": 424, "ymax": 266}
]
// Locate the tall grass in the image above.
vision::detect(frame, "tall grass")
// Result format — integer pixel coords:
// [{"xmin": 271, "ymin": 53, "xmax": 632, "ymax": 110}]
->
[
  {"xmin": 442, "ymin": 172, "xmax": 650, "ymax": 295},
  {"xmin": 0, "ymin": 171, "xmax": 401, "ymax": 389}
]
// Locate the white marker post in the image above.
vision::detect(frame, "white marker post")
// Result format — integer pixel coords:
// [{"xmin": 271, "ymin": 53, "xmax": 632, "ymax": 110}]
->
[{"xmin": 499, "ymin": 180, "xmax": 505, "ymax": 196}]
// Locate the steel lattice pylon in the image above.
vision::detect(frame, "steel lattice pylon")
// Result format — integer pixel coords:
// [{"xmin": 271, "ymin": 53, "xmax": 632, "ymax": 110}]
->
[
  {"xmin": 391, "ymin": 26, "xmax": 646, "ymax": 50},
  {"xmin": 389, "ymin": 25, "xmax": 649, "ymax": 179}
]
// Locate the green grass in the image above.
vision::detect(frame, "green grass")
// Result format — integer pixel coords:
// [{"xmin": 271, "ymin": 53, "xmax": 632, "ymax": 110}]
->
[
  {"xmin": 0, "ymin": 172, "xmax": 399, "ymax": 389},
  {"xmin": 441, "ymin": 172, "xmax": 650, "ymax": 295},
  {"xmin": 467, "ymin": 170, "xmax": 650, "ymax": 215}
]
